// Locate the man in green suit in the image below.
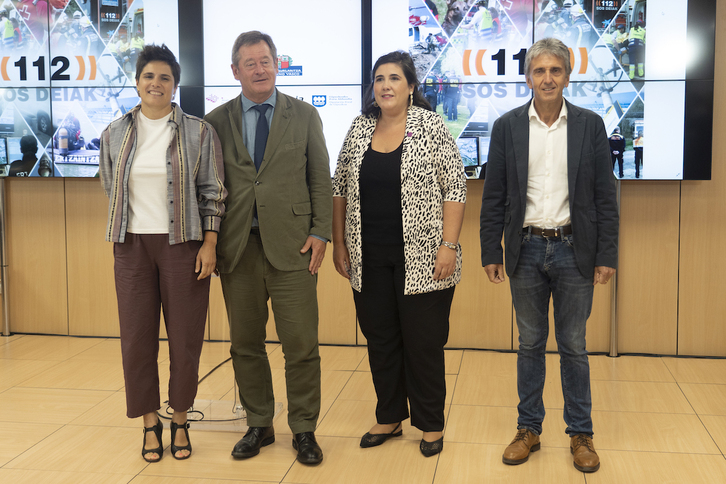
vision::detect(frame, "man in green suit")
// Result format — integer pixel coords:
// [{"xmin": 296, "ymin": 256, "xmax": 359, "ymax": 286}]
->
[{"xmin": 204, "ymin": 31, "xmax": 332, "ymax": 466}]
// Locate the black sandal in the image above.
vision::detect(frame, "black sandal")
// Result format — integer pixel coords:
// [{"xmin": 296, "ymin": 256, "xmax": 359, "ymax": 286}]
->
[
  {"xmin": 142, "ymin": 418, "xmax": 164, "ymax": 463},
  {"xmin": 171, "ymin": 421, "xmax": 192, "ymax": 460}
]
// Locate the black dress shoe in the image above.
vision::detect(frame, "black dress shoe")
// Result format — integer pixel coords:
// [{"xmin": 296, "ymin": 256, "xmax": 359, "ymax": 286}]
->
[
  {"xmin": 231, "ymin": 426, "xmax": 275, "ymax": 459},
  {"xmin": 292, "ymin": 432, "xmax": 323, "ymax": 465},
  {"xmin": 420, "ymin": 437, "xmax": 444, "ymax": 457},
  {"xmin": 360, "ymin": 423, "xmax": 403, "ymax": 448}
]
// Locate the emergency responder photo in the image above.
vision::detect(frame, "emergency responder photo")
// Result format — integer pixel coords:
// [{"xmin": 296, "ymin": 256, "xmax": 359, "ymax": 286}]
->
[
  {"xmin": 609, "ymin": 126, "xmax": 625, "ymax": 178},
  {"xmin": 461, "ymin": 0, "xmax": 494, "ymax": 49},
  {"xmin": 628, "ymin": 20, "xmax": 645, "ymax": 79}
]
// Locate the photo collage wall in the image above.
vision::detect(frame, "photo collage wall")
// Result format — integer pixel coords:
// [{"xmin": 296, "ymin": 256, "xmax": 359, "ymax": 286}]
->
[
  {"xmin": 409, "ymin": 0, "xmax": 690, "ymax": 180},
  {"xmin": 0, "ymin": 0, "xmax": 178, "ymax": 177}
]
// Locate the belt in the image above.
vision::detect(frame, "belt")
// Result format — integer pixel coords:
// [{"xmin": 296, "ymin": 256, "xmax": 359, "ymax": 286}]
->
[{"xmin": 525, "ymin": 225, "xmax": 572, "ymax": 237}]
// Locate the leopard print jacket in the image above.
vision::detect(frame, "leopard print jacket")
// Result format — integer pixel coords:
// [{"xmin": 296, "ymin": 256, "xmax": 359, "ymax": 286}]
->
[{"xmin": 332, "ymin": 106, "xmax": 467, "ymax": 295}]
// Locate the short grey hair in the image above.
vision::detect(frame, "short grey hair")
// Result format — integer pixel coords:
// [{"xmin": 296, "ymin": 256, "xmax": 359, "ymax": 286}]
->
[
  {"xmin": 231, "ymin": 31, "xmax": 277, "ymax": 66},
  {"xmin": 524, "ymin": 37, "xmax": 572, "ymax": 77}
]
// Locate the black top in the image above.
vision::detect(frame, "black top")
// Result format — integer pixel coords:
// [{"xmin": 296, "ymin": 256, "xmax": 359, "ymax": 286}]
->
[{"xmin": 359, "ymin": 141, "xmax": 404, "ymax": 245}]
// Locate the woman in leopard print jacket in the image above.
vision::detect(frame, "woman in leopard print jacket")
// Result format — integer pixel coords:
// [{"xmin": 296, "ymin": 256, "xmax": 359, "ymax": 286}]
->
[{"xmin": 332, "ymin": 51, "xmax": 466, "ymax": 457}]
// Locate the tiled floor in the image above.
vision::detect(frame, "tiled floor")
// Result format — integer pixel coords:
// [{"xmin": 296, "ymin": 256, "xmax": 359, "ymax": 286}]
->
[{"xmin": 2, "ymin": 334, "xmax": 726, "ymax": 483}]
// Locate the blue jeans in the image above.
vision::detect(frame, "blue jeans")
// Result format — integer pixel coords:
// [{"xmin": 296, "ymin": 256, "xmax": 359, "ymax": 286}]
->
[{"xmin": 509, "ymin": 232, "xmax": 594, "ymax": 437}]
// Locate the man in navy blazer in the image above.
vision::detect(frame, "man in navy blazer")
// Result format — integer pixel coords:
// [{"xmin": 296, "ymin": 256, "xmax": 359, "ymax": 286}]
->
[{"xmin": 480, "ymin": 38, "xmax": 618, "ymax": 473}]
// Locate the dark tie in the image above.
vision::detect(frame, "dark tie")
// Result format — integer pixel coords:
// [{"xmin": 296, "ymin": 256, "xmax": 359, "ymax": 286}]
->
[{"xmin": 252, "ymin": 104, "xmax": 270, "ymax": 171}]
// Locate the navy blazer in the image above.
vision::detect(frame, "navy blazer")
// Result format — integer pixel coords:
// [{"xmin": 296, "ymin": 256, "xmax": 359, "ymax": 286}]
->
[{"xmin": 480, "ymin": 99, "xmax": 619, "ymax": 279}]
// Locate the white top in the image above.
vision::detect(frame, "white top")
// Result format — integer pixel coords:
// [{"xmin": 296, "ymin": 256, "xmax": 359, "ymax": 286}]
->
[
  {"xmin": 127, "ymin": 110, "xmax": 174, "ymax": 234},
  {"xmin": 523, "ymin": 100, "xmax": 570, "ymax": 229}
]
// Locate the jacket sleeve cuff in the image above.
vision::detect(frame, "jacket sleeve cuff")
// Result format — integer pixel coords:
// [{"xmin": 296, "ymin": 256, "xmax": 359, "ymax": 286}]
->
[{"xmin": 203, "ymin": 215, "xmax": 222, "ymax": 233}]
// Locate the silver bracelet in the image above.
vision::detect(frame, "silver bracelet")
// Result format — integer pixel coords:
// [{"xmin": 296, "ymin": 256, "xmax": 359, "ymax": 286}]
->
[{"xmin": 441, "ymin": 241, "xmax": 458, "ymax": 250}]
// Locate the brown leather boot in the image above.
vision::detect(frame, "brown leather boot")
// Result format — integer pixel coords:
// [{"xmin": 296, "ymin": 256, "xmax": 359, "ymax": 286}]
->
[
  {"xmin": 570, "ymin": 434, "xmax": 600, "ymax": 472},
  {"xmin": 502, "ymin": 429, "xmax": 540, "ymax": 465}
]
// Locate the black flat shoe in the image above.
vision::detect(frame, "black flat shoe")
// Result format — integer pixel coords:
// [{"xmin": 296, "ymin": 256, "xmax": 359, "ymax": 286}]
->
[
  {"xmin": 171, "ymin": 421, "xmax": 192, "ymax": 460},
  {"xmin": 232, "ymin": 426, "xmax": 275, "ymax": 459},
  {"xmin": 420, "ymin": 437, "xmax": 444, "ymax": 457},
  {"xmin": 360, "ymin": 423, "xmax": 403, "ymax": 448},
  {"xmin": 142, "ymin": 418, "xmax": 164, "ymax": 463},
  {"xmin": 292, "ymin": 432, "xmax": 323, "ymax": 465}
]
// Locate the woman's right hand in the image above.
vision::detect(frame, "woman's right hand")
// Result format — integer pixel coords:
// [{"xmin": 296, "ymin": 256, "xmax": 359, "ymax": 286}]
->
[{"xmin": 333, "ymin": 243, "xmax": 351, "ymax": 279}]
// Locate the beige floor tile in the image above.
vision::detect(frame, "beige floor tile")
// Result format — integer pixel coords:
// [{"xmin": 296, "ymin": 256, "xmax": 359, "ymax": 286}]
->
[
  {"xmin": 445, "ymin": 349, "xmax": 464, "ymax": 374},
  {"xmin": 0, "ymin": 387, "xmax": 114, "ymax": 424},
  {"xmin": 591, "ymin": 380, "xmax": 694, "ymax": 414},
  {"xmin": 195, "ymin": 362, "xmax": 237, "ymax": 399},
  {"xmin": 319, "ymin": 345, "xmax": 367, "ymax": 371},
  {"xmin": 140, "ymin": 429, "xmax": 295, "ymax": 482},
  {"xmin": 458, "ymin": 349, "xmax": 518, "ymax": 376},
  {"xmin": 700, "ymin": 415, "xmax": 726, "ymax": 454},
  {"xmin": 197, "ymin": 341, "xmax": 233, "ymax": 366},
  {"xmin": 131, "ymin": 477, "xmax": 267, "ymax": 484},
  {"xmin": 283, "ymin": 435, "xmax": 438, "ymax": 484},
  {"xmin": 68, "ymin": 339, "xmax": 122, "ymax": 362},
  {"xmin": 355, "ymin": 352, "xmax": 370, "ymax": 371},
  {"xmin": 16, "ymin": 358, "xmax": 125, "ymax": 391},
  {"xmin": 680, "ymin": 383, "xmax": 726, "ymax": 415},
  {"xmin": 451, "ymin": 373, "xmax": 518, "ymax": 406},
  {"xmin": 0, "ymin": 422, "xmax": 62, "ymax": 466},
  {"xmin": 586, "ymin": 450, "xmax": 726, "ymax": 484},
  {"xmin": 444, "ymin": 374, "xmax": 457, "ymax": 404},
  {"xmin": 589, "ymin": 355, "xmax": 675, "ymax": 382},
  {"xmin": 0, "ymin": 469, "xmax": 135, "ymax": 484},
  {"xmin": 69, "ymin": 391, "xmax": 142, "ymax": 428},
  {"xmin": 6, "ymin": 341, "xmax": 726, "ymax": 484},
  {"xmin": 663, "ymin": 357, "xmax": 726, "ymax": 384},
  {"xmin": 4, "ymin": 425, "xmax": 151, "ymax": 474},
  {"xmin": 337, "ymin": 371, "xmax": 375, "ymax": 401},
  {"xmin": 321, "ymin": 370, "xmax": 355, "ymax": 402},
  {"xmin": 593, "ymin": 410, "xmax": 720, "ymax": 454},
  {"xmin": 445, "ymin": 404, "xmax": 572, "ymax": 448},
  {"xmin": 0, "ymin": 358, "xmax": 57, "ymax": 392},
  {"xmin": 434, "ymin": 442, "xmax": 586, "ymax": 484},
  {"xmin": 452, "ymin": 370, "xmax": 564, "ymax": 409},
  {"xmin": 0, "ymin": 335, "xmax": 106, "ymax": 361},
  {"xmin": 0, "ymin": 334, "xmax": 25, "ymax": 343}
]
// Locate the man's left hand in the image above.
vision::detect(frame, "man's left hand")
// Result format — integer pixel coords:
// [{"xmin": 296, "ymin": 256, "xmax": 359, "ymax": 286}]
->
[
  {"xmin": 301, "ymin": 236, "xmax": 327, "ymax": 275},
  {"xmin": 593, "ymin": 266, "xmax": 616, "ymax": 285}
]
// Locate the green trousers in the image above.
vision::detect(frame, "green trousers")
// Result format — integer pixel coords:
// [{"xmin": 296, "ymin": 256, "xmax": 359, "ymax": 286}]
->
[{"xmin": 220, "ymin": 232, "xmax": 321, "ymax": 434}]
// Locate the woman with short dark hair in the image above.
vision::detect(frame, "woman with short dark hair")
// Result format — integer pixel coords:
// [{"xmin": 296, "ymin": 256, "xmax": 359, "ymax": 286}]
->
[{"xmin": 99, "ymin": 44, "xmax": 226, "ymax": 462}]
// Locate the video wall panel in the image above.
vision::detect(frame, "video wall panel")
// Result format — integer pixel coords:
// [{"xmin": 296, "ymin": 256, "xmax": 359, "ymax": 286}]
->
[
  {"xmin": 0, "ymin": 0, "xmax": 178, "ymax": 177},
  {"xmin": 389, "ymin": 0, "xmax": 713, "ymax": 180}
]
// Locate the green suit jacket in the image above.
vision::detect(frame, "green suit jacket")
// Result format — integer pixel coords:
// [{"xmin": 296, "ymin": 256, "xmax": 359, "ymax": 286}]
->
[{"xmin": 204, "ymin": 90, "xmax": 333, "ymax": 273}]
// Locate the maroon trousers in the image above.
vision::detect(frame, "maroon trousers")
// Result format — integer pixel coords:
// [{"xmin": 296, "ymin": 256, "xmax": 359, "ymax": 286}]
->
[{"xmin": 114, "ymin": 234, "xmax": 209, "ymax": 418}]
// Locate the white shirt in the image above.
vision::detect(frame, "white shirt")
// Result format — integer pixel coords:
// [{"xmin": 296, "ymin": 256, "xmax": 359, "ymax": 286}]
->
[
  {"xmin": 523, "ymin": 100, "xmax": 570, "ymax": 229},
  {"xmin": 127, "ymin": 110, "xmax": 174, "ymax": 233}
]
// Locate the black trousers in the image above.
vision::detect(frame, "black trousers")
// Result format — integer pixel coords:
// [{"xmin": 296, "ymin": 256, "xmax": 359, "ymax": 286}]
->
[
  {"xmin": 353, "ymin": 242, "xmax": 455, "ymax": 432},
  {"xmin": 611, "ymin": 152, "xmax": 623, "ymax": 177}
]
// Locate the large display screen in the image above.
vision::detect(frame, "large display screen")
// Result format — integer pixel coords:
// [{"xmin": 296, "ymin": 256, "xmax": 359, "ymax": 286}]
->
[
  {"xmin": 0, "ymin": 0, "xmax": 178, "ymax": 177},
  {"xmin": 396, "ymin": 0, "xmax": 714, "ymax": 180},
  {"xmin": 2, "ymin": 0, "xmax": 715, "ymax": 180}
]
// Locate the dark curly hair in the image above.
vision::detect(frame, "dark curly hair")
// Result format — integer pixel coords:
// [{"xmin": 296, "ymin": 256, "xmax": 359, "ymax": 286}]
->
[
  {"xmin": 135, "ymin": 44, "xmax": 181, "ymax": 87},
  {"xmin": 362, "ymin": 51, "xmax": 431, "ymax": 116}
]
